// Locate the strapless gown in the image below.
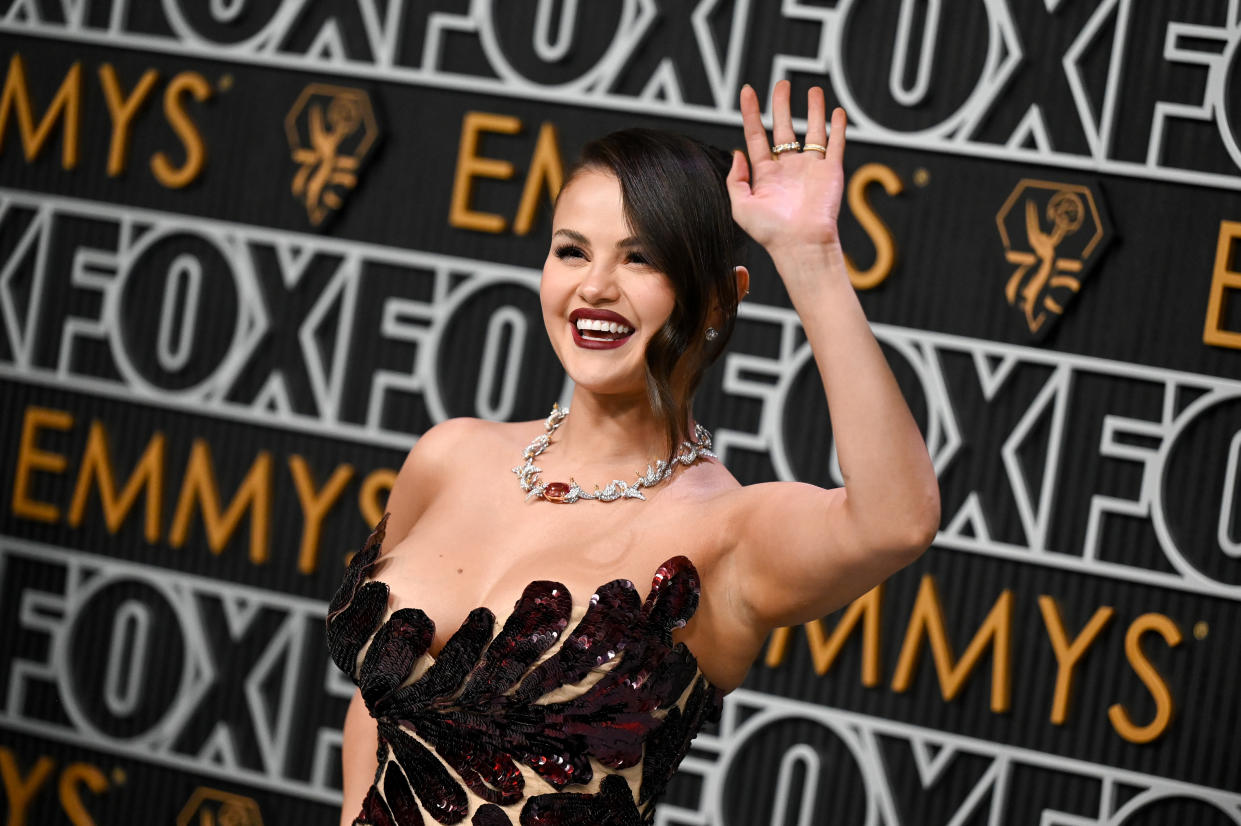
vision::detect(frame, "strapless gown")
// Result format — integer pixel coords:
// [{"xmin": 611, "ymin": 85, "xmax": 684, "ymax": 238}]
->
[{"xmin": 325, "ymin": 514, "xmax": 724, "ymax": 825}]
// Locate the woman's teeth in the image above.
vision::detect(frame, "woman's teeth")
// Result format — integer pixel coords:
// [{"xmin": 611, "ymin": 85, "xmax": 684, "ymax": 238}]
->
[{"xmin": 576, "ymin": 318, "xmax": 633, "ymax": 340}]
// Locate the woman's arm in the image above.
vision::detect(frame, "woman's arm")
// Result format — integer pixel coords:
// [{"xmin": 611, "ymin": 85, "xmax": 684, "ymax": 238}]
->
[
  {"xmin": 337, "ymin": 418, "xmax": 482, "ymax": 820},
  {"xmin": 338, "ymin": 688, "xmax": 377, "ymax": 826},
  {"xmin": 377, "ymin": 417, "xmax": 482, "ymax": 553},
  {"xmin": 724, "ymin": 81, "xmax": 940, "ymax": 628}
]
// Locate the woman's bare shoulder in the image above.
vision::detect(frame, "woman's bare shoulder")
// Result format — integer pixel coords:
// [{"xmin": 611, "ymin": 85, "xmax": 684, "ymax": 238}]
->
[
  {"xmin": 656, "ymin": 455, "xmax": 744, "ymax": 518},
  {"xmin": 409, "ymin": 417, "xmax": 531, "ymax": 454},
  {"xmin": 381, "ymin": 418, "xmax": 539, "ymax": 550},
  {"xmin": 394, "ymin": 418, "xmax": 544, "ymax": 490},
  {"xmin": 679, "ymin": 456, "xmax": 743, "ymax": 495}
]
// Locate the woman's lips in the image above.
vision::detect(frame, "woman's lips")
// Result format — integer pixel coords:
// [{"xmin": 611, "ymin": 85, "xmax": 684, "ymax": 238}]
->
[
  {"xmin": 569, "ymin": 308, "xmax": 635, "ymax": 350},
  {"xmin": 570, "ymin": 322, "xmax": 634, "ymax": 349}
]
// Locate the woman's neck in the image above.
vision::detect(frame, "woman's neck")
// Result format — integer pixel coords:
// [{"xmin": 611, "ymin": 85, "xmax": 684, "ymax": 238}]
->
[{"xmin": 552, "ymin": 388, "xmax": 670, "ymax": 468}]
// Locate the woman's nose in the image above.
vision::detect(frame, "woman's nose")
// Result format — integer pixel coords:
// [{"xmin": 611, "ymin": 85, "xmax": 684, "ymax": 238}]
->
[{"xmin": 577, "ymin": 261, "xmax": 621, "ymax": 303}]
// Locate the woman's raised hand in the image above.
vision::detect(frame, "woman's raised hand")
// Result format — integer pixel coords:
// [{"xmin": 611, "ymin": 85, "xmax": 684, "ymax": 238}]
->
[{"xmin": 727, "ymin": 80, "xmax": 847, "ymax": 253}]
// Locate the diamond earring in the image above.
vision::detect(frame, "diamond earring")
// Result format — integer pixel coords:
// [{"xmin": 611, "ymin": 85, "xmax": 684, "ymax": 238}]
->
[{"xmin": 705, "ymin": 327, "xmax": 719, "ymax": 341}]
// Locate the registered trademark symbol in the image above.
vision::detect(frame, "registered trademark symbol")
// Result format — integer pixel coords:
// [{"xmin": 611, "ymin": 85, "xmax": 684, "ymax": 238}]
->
[
  {"xmin": 913, "ymin": 168, "xmax": 930, "ymax": 187},
  {"xmin": 112, "ymin": 767, "xmax": 126, "ymax": 784},
  {"xmin": 1193, "ymin": 621, "xmax": 1208, "ymax": 639},
  {"xmin": 218, "ymin": 74, "xmax": 233, "ymax": 92}
]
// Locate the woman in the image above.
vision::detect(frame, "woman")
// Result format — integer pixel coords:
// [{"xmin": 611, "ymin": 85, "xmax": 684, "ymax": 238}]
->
[{"xmin": 327, "ymin": 81, "xmax": 939, "ymax": 825}]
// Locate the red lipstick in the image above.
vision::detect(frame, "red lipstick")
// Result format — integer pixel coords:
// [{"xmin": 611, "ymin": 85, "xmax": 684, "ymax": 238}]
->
[{"xmin": 569, "ymin": 308, "xmax": 636, "ymax": 350}]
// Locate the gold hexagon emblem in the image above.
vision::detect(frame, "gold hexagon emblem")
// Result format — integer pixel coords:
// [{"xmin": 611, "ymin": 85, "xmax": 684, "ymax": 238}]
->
[
  {"xmin": 996, "ymin": 179, "xmax": 1111, "ymax": 338},
  {"xmin": 285, "ymin": 84, "xmax": 380, "ymax": 226},
  {"xmin": 175, "ymin": 787, "xmax": 264, "ymax": 826}
]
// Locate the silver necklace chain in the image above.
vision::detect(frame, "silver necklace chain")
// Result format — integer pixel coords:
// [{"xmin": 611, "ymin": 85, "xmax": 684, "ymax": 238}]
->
[{"xmin": 512, "ymin": 403, "xmax": 716, "ymax": 503}]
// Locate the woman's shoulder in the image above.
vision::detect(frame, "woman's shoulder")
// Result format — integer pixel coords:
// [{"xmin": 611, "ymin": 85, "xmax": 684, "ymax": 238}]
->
[
  {"xmin": 416, "ymin": 416, "xmax": 535, "ymax": 447},
  {"xmin": 411, "ymin": 416, "xmax": 496, "ymax": 450},
  {"xmin": 401, "ymin": 417, "xmax": 539, "ymax": 473},
  {"xmin": 381, "ymin": 418, "xmax": 539, "ymax": 548},
  {"xmin": 654, "ymin": 452, "xmax": 744, "ymax": 525}
]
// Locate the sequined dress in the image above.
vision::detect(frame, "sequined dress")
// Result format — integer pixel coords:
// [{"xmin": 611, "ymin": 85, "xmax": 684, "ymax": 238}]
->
[{"xmin": 325, "ymin": 515, "xmax": 725, "ymax": 825}]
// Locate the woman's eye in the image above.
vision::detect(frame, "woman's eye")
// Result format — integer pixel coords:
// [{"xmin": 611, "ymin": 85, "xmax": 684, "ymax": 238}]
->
[
  {"xmin": 554, "ymin": 244, "xmax": 586, "ymax": 260},
  {"xmin": 626, "ymin": 251, "xmax": 650, "ymax": 265}
]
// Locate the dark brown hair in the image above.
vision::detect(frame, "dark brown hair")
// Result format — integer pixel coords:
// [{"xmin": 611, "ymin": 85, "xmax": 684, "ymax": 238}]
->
[{"xmin": 567, "ymin": 128, "xmax": 746, "ymax": 456}]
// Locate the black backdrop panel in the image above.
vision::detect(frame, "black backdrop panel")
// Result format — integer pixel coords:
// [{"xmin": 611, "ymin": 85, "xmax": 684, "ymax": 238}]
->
[{"xmin": 2, "ymin": 1, "xmax": 1240, "ymax": 823}]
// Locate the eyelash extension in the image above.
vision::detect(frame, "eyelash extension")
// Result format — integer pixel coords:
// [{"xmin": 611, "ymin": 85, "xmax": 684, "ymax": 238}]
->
[
  {"xmin": 554, "ymin": 244, "xmax": 586, "ymax": 259},
  {"xmin": 553, "ymin": 243, "xmax": 649, "ymax": 266}
]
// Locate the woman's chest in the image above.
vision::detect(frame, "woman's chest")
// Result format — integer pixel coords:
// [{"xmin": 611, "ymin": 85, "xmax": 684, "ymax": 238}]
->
[
  {"xmin": 325, "ymin": 509, "xmax": 729, "ymax": 819},
  {"xmin": 367, "ymin": 494, "xmax": 726, "ymax": 659}
]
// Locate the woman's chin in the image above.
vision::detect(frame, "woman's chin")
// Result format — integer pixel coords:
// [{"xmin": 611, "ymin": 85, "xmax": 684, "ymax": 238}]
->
[
  {"xmin": 551, "ymin": 335, "xmax": 647, "ymax": 397},
  {"xmin": 561, "ymin": 366, "xmax": 647, "ymax": 400}
]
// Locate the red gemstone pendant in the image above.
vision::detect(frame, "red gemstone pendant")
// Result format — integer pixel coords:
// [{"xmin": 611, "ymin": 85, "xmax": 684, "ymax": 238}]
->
[{"xmin": 542, "ymin": 482, "xmax": 571, "ymax": 503}]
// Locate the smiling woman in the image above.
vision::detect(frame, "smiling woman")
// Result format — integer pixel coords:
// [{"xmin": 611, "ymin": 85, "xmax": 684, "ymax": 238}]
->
[
  {"xmin": 545, "ymin": 130, "xmax": 747, "ymax": 456},
  {"xmin": 328, "ymin": 81, "xmax": 940, "ymax": 826},
  {"xmin": 542, "ymin": 178, "xmax": 673, "ymax": 373},
  {"xmin": 541, "ymin": 166, "xmax": 684, "ymax": 427}
]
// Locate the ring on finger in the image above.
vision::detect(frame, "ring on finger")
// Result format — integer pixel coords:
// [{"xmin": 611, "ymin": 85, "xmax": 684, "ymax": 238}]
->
[
  {"xmin": 771, "ymin": 141, "xmax": 801, "ymax": 155},
  {"xmin": 802, "ymin": 143, "xmax": 827, "ymax": 155}
]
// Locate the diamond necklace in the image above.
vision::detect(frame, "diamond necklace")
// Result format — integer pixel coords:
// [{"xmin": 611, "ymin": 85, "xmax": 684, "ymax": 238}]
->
[{"xmin": 512, "ymin": 403, "xmax": 716, "ymax": 503}]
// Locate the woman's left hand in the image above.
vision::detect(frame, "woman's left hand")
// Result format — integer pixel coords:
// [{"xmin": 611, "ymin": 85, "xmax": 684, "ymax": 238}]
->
[{"xmin": 727, "ymin": 80, "xmax": 846, "ymax": 253}]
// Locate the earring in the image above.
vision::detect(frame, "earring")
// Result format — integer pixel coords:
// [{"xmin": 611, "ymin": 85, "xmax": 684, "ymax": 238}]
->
[{"xmin": 705, "ymin": 327, "xmax": 719, "ymax": 341}]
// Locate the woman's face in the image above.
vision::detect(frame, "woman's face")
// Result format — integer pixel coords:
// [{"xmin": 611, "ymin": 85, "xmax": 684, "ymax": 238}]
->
[{"xmin": 541, "ymin": 168, "xmax": 676, "ymax": 397}]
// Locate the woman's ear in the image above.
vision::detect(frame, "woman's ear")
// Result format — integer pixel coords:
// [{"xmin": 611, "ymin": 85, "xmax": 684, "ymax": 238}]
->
[
  {"xmin": 708, "ymin": 266, "xmax": 751, "ymax": 332},
  {"xmin": 735, "ymin": 265, "xmax": 750, "ymax": 300}
]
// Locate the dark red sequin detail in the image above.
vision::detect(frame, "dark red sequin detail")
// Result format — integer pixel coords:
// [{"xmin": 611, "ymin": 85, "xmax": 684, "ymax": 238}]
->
[
  {"xmin": 472, "ymin": 804, "xmax": 512, "ymax": 825},
  {"xmin": 327, "ymin": 515, "xmax": 723, "ymax": 824},
  {"xmin": 383, "ymin": 762, "xmax": 426, "ymax": 825},
  {"xmin": 360, "ymin": 785, "xmax": 396, "ymax": 826}
]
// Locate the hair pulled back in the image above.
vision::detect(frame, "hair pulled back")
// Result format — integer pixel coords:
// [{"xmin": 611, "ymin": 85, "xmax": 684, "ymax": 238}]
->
[{"xmin": 568, "ymin": 128, "xmax": 746, "ymax": 456}]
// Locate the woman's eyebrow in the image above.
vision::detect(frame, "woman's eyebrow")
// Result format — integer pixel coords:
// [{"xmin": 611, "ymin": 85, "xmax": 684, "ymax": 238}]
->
[
  {"xmin": 552, "ymin": 228, "xmax": 589, "ymax": 245},
  {"xmin": 552, "ymin": 229, "xmax": 641, "ymax": 249}
]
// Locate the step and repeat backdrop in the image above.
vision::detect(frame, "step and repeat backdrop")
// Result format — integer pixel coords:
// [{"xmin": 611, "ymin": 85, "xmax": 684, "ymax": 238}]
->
[{"xmin": 2, "ymin": 1, "xmax": 1240, "ymax": 824}]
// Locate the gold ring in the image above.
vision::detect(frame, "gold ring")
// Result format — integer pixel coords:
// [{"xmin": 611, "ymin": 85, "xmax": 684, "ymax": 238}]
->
[
  {"xmin": 803, "ymin": 143, "xmax": 827, "ymax": 155},
  {"xmin": 771, "ymin": 141, "xmax": 800, "ymax": 155}
]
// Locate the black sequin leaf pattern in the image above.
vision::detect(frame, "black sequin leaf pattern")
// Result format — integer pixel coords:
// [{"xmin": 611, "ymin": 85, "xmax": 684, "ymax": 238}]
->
[{"xmin": 326, "ymin": 516, "xmax": 724, "ymax": 825}]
